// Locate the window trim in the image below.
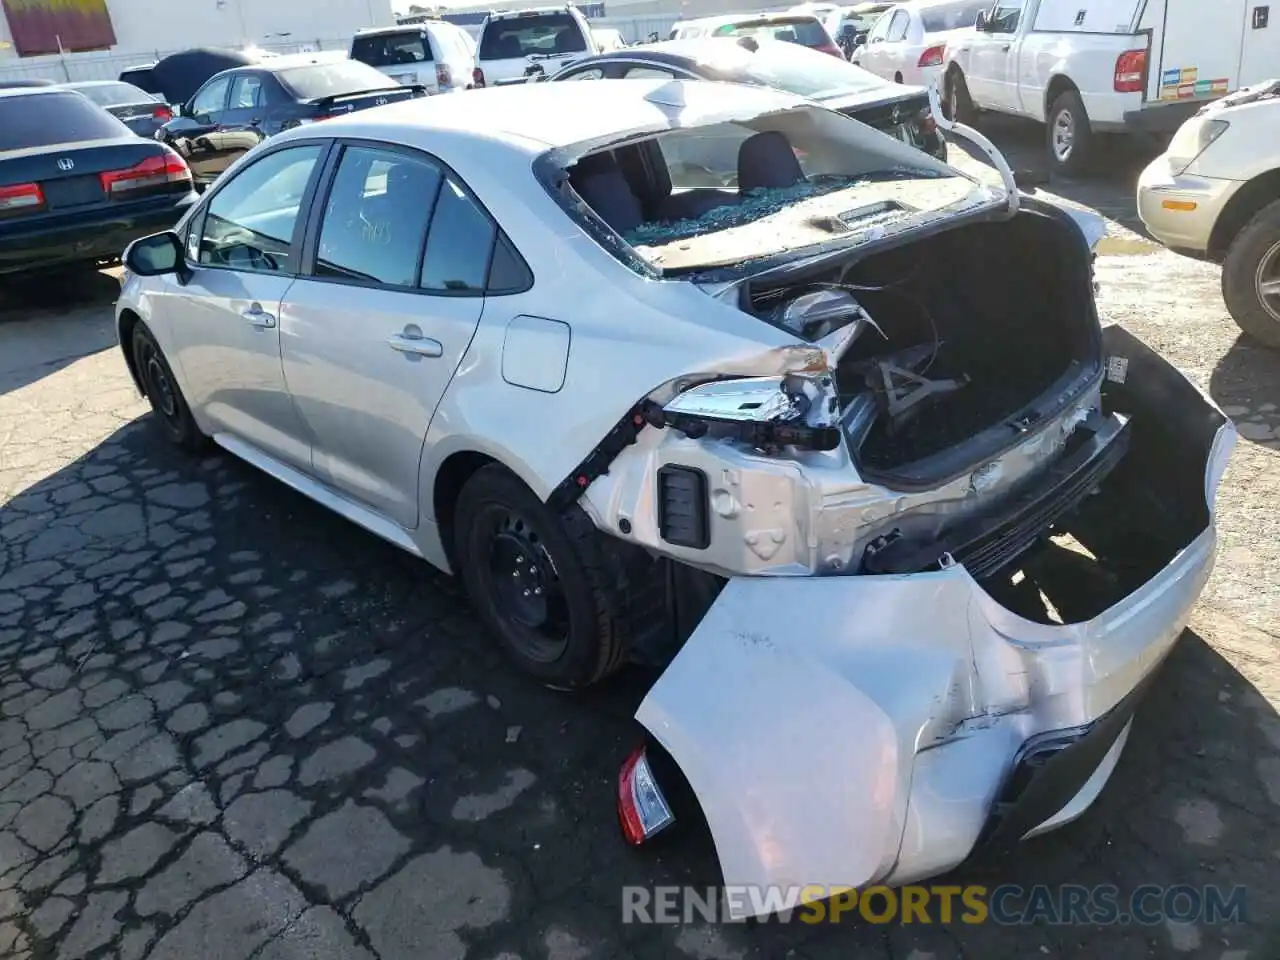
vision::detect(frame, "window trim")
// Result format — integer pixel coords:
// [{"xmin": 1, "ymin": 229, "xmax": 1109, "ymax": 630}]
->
[
  {"xmin": 228, "ymin": 71, "xmax": 265, "ymax": 110},
  {"xmin": 188, "ymin": 73, "xmax": 234, "ymax": 117},
  {"xmin": 297, "ymin": 136, "xmax": 534, "ymax": 298},
  {"xmin": 885, "ymin": 9, "xmax": 911, "ymax": 41},
  {"xmin": 184, "ymin": 139, "xmax": 334, "ymax": 277}
]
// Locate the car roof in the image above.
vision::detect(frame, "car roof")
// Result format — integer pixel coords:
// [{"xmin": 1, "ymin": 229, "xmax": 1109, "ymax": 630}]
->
[
  {"xmin": 0, "ymin": 86, "xmax": 75, "ymax": 100},
  {"xmin": 485, "ymin": 4, "xmax": 578, "ymax": 19},
  {"xmin": 280, "ymin": 76, "xmax": 807, "ymax": 157},
  {"xmin": 62, "ymin": 80, "xmax": 129, "ymax": 87},
  {"xmin": 356, "ymin": 21, "xmax": 459, "ymax": 35}
]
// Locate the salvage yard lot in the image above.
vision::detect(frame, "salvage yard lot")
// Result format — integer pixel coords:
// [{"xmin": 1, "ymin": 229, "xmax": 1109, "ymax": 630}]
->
[{"xmin": 1, "ymin": 124, "xmax": 1279, "ymax": 960}]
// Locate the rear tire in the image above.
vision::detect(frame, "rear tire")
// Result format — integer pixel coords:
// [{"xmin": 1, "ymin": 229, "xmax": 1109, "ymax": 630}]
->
[
  {"xmin": 1046, "ymin": 88, "xmax": 1095, "ymax": 177},
  {"xmin": 131, "ymin": 322, "xmax": 208, "ymax": 451},
  {"xmin": 1222, "ymin": 199, "xmax": 1280, "ymax": 348},
  {"xmin": 453, "ymin": 464, "xmax": 626, "ymax": 690},
  {"xmin": 945, "ymin": 68, "xmax": 976, "ymax": 125}
]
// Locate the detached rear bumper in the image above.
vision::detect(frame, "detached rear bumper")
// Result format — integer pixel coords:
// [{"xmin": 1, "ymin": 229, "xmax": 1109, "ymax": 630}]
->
[{"xmin": 632, "ymin": 326, "xmax": 1235, "ymax": 917}]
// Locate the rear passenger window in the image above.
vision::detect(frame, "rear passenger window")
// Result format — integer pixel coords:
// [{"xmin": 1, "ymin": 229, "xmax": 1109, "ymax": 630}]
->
[
  {"xmin": 315, "ymin": 145, "xmax": 443, "ymax": 287},
  {"xmin": 419, "ymin": 178, "xmax": 497, "ymax": 293},
  {"xmin": 486, "ymin": 233, "xmax": 532, "ymax": 294}
]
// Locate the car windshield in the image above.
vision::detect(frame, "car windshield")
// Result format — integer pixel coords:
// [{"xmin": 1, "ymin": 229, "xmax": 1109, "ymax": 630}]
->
[
  {"xmin": 480, "ymin": 13, "xmax": 588, "ymax": 59},
  {"xmin": 564, "ymin": 105, "xmax": 993, "ymax": 275},
  {"xmin": 352, "ymin": 31, "xmax": 433, "ymax": 67},
  {"xmin": 920, "ymin": 0, "xmax": 988, "ymax": 32},
  {"xmin": 715, "ymin": 16, "xmax": 830, "ymax": 46},
  {"xmin": 277, "ymin": 61, "xmax": 397, "ymax": 100},
  {"xmin": 68, "ymin": 82, "xmax": 155, "ymax": 106},
  {"xmin": 697, "ymin": 38, "xmax": 885, "ymax": 99},
  {"xmin": 0, "ymin": 91, "xmax": 129, "ymax": 150}
]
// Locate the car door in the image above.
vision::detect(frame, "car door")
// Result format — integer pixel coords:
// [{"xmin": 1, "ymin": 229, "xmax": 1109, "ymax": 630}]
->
[
  {"xmin": 876, "ymin": 9, "xmax": 912, "ymax": 78},
  {"xmin": 968, "ymin": 0, "xmax": 1024, "ymax": 108},
  {"xmin": 277, "ymin": 143, "xmax": 496, "ymax": 528},
  {"xmin": 211, "ymin": 72, "xmax": 270, "ymax": 170},
  {"xmin": 169, "ymin": 74, "xmax": 233, "ymax": 185},
  {"xmin": 159, "ymin": 143, "xmax": 329, "ymax": 471},
  {"xmin": 853, "ymin": 10, "xmax": 895, "ymax": 76}
]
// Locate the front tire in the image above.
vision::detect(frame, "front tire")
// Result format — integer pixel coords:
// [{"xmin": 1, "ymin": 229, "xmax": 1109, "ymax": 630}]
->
[
  {"xmin": 1222, "ymin": 199, "xmax": 1280, "ymax": 348},
  {"xmin": 944, "ymin": 68, "xmax": 976, "ymax": 125},
  {"xmin": 131, "ymin": 322, "xmax": 207, "ymax": 451},
  {"xmin": 1046, "ymin": 89, "xmax": 1095, "ymax": 177},
  {"xmin": 453, "ymin": 464, "xmax": 625, "ymax": 690}
]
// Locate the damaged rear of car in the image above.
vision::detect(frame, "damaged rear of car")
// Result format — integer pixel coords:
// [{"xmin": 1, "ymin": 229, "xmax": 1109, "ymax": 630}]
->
[{"xmin": 515, "ymin": 81, "xmax": 1234, "ymax": 910}]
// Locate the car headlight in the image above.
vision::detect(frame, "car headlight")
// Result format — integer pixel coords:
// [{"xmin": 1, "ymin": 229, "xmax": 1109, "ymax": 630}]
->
[
  {"xmin": 1166, "ymin": 118, "xmax": 1229, "ymax": 175},
  {"xmin": 658, "ymin": 373, "xmax": 842, "ymax": 451}
]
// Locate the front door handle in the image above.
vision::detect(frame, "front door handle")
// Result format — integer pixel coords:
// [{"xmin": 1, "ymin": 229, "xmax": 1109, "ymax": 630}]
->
[
  {"xmin": 387, "ymin": 332, "xmax": 443, "ymax": 357},
  {"xmin": 241, "ymin": 304, "xmax": 276, "ymax": 328},
  {"xmin": 1001, "ymin": 44, "xmax": 1010, "ymax": 51}
]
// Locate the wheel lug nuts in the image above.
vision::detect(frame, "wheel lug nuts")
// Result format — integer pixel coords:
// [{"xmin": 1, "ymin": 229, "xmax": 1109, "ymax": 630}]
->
[
  {"xmin": 533, "ymin": 587, "xmax": 542, "ymax": 596},
  {"xmin": 522, "ymin": 589, "xmax": 531, "ymax": 597}
]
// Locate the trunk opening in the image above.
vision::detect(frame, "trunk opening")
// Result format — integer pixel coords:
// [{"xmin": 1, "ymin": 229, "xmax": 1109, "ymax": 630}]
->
[
  {"xmin": 745, "ymin": 207, "xmax": 1101, "ymax": 488},
  {"xmin": 977, "ymin": 326, "xmax": 1223, "ymax": 625}
]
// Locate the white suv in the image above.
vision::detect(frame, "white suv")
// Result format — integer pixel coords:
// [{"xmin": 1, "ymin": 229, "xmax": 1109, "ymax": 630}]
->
[
  {"xmin": 473, "ymin": 5, "xmax": 598, "ymax": 87},
  {"xmin": 1137, "ymin": 80, "xmax": 1280, "ymax": 347},
  {"xmin": 350, "ymin": 21, "xmax": 476, "ymax": 95}
]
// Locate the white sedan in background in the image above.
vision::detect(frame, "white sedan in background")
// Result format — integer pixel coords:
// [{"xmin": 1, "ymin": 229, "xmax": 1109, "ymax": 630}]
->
[
  {"xmin": 115, "ymin": 78, "xmax": 1232, "ymax": 918},
  {"xmin": 853, "ymin": 0, "xmax": 987, "ymax": 85},
  {"xmin": 1138, "ymin": 79, "xmax": 1280, "ymax": 347}
]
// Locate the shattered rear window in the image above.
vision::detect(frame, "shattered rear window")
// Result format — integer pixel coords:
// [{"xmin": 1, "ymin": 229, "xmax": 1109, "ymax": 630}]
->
[{"xmin": 563, "ymin": 107, "xmax": 992, "ymax": 274}]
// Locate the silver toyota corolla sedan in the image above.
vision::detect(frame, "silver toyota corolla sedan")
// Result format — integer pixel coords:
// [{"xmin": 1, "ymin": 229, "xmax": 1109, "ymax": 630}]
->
[{"xmin": 116, "ymin": 78, "xmax": 1235, "ymax": 917}]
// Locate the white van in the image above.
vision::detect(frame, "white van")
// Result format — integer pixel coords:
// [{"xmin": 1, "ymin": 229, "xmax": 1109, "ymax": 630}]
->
[
  {"xmin": 942, "ymin": 0, "xmax": 1280, "ymax": 175},
  {"xmin": 473, "ymin": 5, "xmax": 600, "ymax": 87},
  {"xmin": 349, "ymin": 21, "xmax": 477, "ymax": 94}
]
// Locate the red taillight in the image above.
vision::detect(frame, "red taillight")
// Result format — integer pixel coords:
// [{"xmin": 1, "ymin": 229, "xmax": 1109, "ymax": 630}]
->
[
  {"xmin": 472, "ymin": 66, "xmax": 486, "ymax": 88},
  {"xmin": 99, "ymin": 147, "xmax": 191, "ymax": 196},
  {"xmin": 436, "ymin": 62, "xmax": 452, "ymax": 90},
  {"xmin": 918, "ymin": 44, "xmax": 945, "ymax": 68},
  {"xmin": 0, "ymin": 182, "xmax": 44, "ymax": 216},
  {"xmin": 617, "ymin": 744, "xmax": 675, "ymax": 846},
  {"xmin": 817, "ymin": 41, "xmax": 844, "ymax": 58},
  {"xmin": 152, "ymin": 104, "xmax": 172, "ymax": 122},
  {"xmin": 1114, "ymin": 49, "xmax": 1146, "ymax": 93}
]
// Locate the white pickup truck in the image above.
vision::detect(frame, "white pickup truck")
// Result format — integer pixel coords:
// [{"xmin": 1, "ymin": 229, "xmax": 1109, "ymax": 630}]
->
[{"xmin": 942, "ymin": 0, "xmax": 1280, "ymax": 175}]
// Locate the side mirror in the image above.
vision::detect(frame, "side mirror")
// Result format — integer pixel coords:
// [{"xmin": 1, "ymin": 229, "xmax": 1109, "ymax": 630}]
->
[
  {"xmin": 854, "ymin": 33, "xmax": 868, "ymax": 46},
  {"xmin": 974, "ymin": 9, "xmax": 989, "ymax": 30},
  {"xmin": 124, "ymin": 231, "xmax": 186, "ymax": 279}
]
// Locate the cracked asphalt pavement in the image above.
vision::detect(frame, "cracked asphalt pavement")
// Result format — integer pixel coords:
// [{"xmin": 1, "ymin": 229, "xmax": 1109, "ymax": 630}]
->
[{"xmin": 1, "ymin": 123, "xmax": 1279, "ymax": 960}]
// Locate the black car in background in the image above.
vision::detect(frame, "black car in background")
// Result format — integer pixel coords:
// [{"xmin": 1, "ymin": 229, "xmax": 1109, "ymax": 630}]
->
[
  {"xmin": 156, "ymin": 56, "xmax": 425, "ymax": 188},
  {"xmin": 117, "ymin": 47, "xmax": 273, "ymax": 107},
  {"xmin": 0, "ymin": 87, "xmax": 197, "ymax": 276},
  {"xmin": 61, "ymin": 80, "xmax": 173, "ymax": 138},
  {"xmin": 549, "ymin": 38, "xmax": 946, "ymax": 161}
]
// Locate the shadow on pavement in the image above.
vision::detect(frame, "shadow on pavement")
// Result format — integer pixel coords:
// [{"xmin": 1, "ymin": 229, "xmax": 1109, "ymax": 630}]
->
[
  {"xmin": 0, "ymin": 268, "xmax": 121, "ymax": 397},
  {"xmin": 1, "ymin": 411, "xmax": 1276, "ymax": 958}
]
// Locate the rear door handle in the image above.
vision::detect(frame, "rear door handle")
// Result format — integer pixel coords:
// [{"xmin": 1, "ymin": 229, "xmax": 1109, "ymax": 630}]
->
[
  {"xmin": 241, "ymin": 304, "xmax": 276, "ymax": 328},
  {"xmin": 387, "ymin": 332, "xmax": 443, "ymax": 357},
  {"xmin": 1001, "ymin": 44, "xmax": 1010, "ymax": 51}
]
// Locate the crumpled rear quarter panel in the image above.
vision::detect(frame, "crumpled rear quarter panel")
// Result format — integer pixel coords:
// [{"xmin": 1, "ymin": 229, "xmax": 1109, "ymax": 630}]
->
[{"xmin": 634, "ymin": 326, "xmax": 1236, "ymax": 916}]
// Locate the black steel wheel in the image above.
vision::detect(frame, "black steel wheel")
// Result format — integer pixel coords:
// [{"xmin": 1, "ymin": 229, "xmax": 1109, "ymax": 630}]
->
[
  {"xmin": 454, "ymin": 464, "xmax": 625, "ymax": 689},
  {"xmin": 131, "ymin": 322, "xmax": 207, "ymax": 450}
]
